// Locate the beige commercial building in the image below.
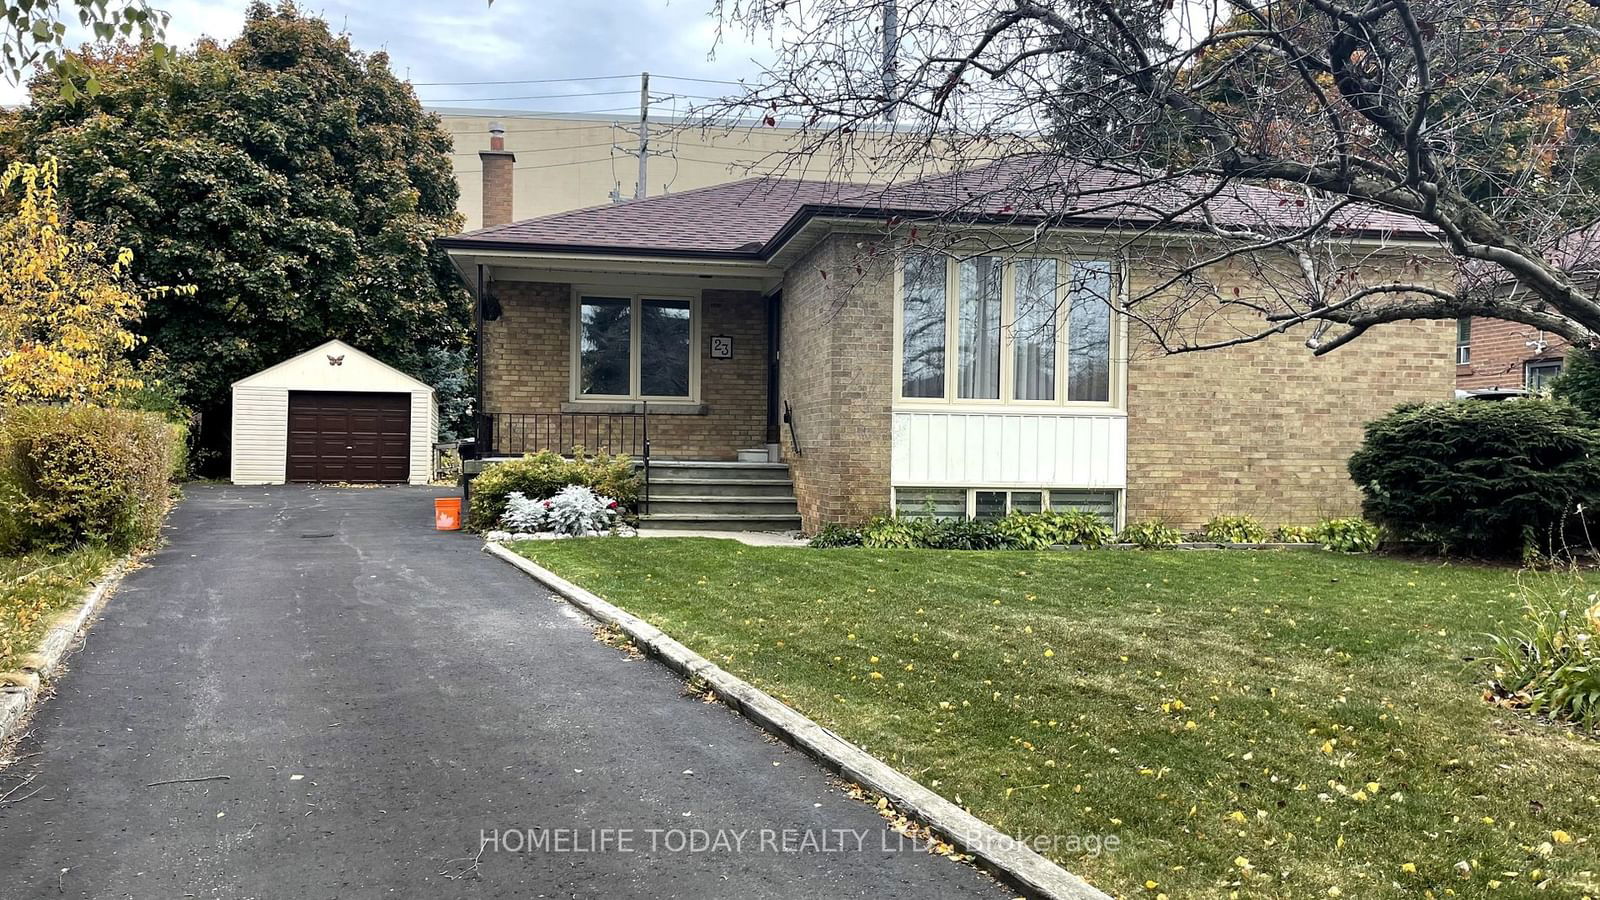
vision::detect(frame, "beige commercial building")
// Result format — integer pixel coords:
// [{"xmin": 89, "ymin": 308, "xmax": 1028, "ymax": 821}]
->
[{"xmin": 435, "ymin": 107, "xmax": 914, "ymax": 230}]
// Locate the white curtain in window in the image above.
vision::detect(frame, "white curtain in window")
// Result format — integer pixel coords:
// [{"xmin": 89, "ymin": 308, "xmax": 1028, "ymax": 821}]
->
[
  {"xmin": 1012, "ymin": 258, "xmax": 1057, "ymax": 401},
  {"xmin": 958, "ymin": 257, "xmax": 1002, "ymax": 399},
  {"xmin": 1067, "ymin": 262, "xmax": 1113, "ymax": 402}
]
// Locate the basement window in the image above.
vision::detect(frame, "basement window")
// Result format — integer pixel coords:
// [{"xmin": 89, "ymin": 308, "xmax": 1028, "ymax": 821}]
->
[{"xmin": 893, "ymin": 487, "xmax": 1121, "ymax": 525}]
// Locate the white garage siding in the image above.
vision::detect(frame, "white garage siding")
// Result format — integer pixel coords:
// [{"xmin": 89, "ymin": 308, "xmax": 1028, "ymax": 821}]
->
[
  {"xmin": 231, "ymin": 386, "xmax": 291, "ymax": 485},
  {"xmin": 230, "ymin": 340, "xmax": 438, "ymax": 486}
]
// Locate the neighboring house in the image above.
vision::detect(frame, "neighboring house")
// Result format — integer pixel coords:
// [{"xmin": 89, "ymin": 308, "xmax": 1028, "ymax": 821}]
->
[
  {"xmin": 437, "ymin": 159, "xmax": 1453, "ymax": 533},
  {"xmin": 1454, "ymin": 317, "xmax": 1569, "ymax": 395},
  {"xmin": 1454, "ymin": 222, "xmax": 1600, "ymax": 394},
  {"xmin": 435, "ymin": 109, "xmax": 917, "ymax": 230}
]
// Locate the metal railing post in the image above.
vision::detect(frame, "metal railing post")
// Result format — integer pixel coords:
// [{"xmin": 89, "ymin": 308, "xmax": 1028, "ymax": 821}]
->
[{"xmin": 641, "ymin": 400, "xmax": 651, "ymax": 516}]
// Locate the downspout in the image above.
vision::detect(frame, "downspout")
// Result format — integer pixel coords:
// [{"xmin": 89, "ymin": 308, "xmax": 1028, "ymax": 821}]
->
[{"xmin": 475, "ymin": 262, "xmax": 488, "ymax": 451}]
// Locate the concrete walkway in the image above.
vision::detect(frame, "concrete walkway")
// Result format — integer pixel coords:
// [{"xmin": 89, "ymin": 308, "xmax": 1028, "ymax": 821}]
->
[{"xmin": 0, "ymin": 485, "xmax": 1003, "ymax": 899}]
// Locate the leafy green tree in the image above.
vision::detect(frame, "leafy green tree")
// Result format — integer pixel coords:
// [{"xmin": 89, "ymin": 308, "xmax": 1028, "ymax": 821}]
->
[
  {"xmin": 4, "ymin": 2, "xmax": 470, "ymax": 463},
  {"xmin": 1, "ymin": 1, "xmax": 168, "ymax": 98}
]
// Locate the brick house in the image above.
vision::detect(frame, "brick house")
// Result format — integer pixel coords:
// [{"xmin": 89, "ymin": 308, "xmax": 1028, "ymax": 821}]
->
[
  {"xmin": 1454, "ymin": 222, "xmax": 1600, "ymax": 394},
  {"xmin": 438, "ymin": 153, "xmax": 1453, "ymax": 533},
  {"xmin": 1454, "ymin": 317, "xmax": 1569, "ymax": 394}
]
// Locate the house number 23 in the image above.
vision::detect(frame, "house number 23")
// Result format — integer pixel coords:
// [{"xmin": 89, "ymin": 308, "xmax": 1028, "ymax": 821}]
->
[{"xmin": 710, "ymin": 336, "xmax": 733, "ymax": 359}]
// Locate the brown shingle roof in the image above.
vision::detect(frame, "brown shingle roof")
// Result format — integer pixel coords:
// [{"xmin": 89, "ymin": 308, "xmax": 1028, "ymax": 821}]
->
[{"xmin": 438, "ymin": 158, "xmax": 1433, "ymax": 258}]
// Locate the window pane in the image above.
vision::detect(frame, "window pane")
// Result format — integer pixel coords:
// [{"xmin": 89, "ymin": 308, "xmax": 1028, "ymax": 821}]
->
[
  {"xmin": 1457, "ymin": 317, "xmax": 1471, "ymax": 344},
  {"xmin": 640, "ymin": 299, "xmax": 691, "ymax": 397},
  {"xmin": 974, "ymin": 490, "xmax": 1007, "ymax": 520},
  {"xmin": 901, "ymin": 255, "xmax": 947, "ymax": 398},
  {"xmin": 894, "ymin": 487, "xmax": 966, "ymax": 519},
  {"xmin": 1013, "ymin": 258, "xmax": 1058, "ymax": 400},
  {"xmin": 1047, "ymin": 489, "xmax": 1119, "ymax": 524},
  {"xmin": 1067, "ymin": 261, "xmax": 1113, "ymax": 402},
  {"xmin": 1011, "ymin": 491, "xmax": 1043, "ymax": 514},
  {"xmin": 579, "ymin": 298, "xmax": 631, "ymax": 396},
  {"xmin": 958, "ymin": 257, "xmax": 1002, "ymax": 399}
]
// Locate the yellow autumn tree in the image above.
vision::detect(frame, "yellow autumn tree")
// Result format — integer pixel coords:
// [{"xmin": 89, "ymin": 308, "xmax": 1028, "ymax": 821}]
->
[{"xmin": 0, "ymin": 156, "xmax": 180, "ymax": 404}]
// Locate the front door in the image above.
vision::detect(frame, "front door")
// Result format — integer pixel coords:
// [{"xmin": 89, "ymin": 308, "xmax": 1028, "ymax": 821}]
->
[{"xmin": 287, "ymin": 391, "xmax": 410, "ymax": 483}]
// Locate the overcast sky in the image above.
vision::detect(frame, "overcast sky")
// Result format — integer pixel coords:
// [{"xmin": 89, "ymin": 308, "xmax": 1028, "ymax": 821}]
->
[{"xmin": 0, "ymin": 0, "xmax": 775, "ymax": 112}]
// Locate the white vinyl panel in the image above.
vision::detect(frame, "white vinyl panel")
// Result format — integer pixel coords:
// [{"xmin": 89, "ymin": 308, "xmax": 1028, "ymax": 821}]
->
[
  {"xmin": 230, "ymin": 386, "xmax": 290, "ymax": 484},
  {"xmin": 1108, "ymin": 417, "xmax": 1129, "ymax": 485},
  {"xmin": 890, "ymin": 409, "xmax": 1129, "ymax": 487},
  {"xmin": 921, "ymin": 413, "xmax": 940, "ymax": 483},
  {"xmin": 943, "ymin": 414, "xmax": 964, "ymax": 482},
  {"xmin": 1001, "ymin": 415, "xmax": 1024, "ymax": 483},
  {"xmin": 1017, "ymin": 415, "xmax": 1039, "ymax": 483},
  {"xmin": 978, "ymin": 415, "xmax": 1000, "ymax": 483},
  {"xmin": 891, "ymin": 414, "xmax": 912, "ymax": 483}
]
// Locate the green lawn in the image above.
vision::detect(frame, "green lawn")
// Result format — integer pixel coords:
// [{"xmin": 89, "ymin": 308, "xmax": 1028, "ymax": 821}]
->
[
  {"xmin": 513, "ymin": 539, "xmax": 1600, "ymax": 899},
  {"xmin": 0, "ymin": 547, "xmax": 115, "ymax": 677}
]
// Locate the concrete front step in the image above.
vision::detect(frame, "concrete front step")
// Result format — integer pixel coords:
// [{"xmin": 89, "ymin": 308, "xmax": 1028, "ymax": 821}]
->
[
  {"xmin": 638, "ymin": 512, "xmax": 803, "ymax": 533},
  {"xmin": 647, "ymin": 460, "xmax": 793, "ymax": 482},
  {"xmin": 646, "ymin": 496, "xmax": 799, "ymax": 517},
  {"xmin": 648, "ymin": 477, "xmax": 797, "ymax": 499}
]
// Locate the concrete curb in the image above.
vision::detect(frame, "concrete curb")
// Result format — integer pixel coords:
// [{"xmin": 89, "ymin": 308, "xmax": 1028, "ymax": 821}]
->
[
  {"xmin": 0, "ymin": 558, "xmax": 131, "ymax": 747},
  {"xmin": 483, "ymin": 541, "xmax": 1112, "ymax": 900}
]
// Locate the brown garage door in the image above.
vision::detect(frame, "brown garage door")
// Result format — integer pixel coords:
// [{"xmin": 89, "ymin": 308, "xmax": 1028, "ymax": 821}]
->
[{"xmin": 287, "ymin": 391, "xmax": 410, "ymax": 483}]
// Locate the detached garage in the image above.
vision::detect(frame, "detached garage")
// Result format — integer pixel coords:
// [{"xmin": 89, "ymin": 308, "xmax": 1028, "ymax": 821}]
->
[{"xmin": 231, "ymin": 340, "xmax": 437, "ymax": 485}]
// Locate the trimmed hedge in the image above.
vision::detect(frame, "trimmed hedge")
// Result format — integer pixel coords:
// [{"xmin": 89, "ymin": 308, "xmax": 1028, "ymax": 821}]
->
[
  {"xmin": 1348, "ymin": 399, "xmax": 1600, "ymax": 559},
  {"xmin": 0, "ymin": 404, "xmax": 177, "ymax": 553},
  {"xmin": 468, "ymin": 450, "xmax": 640, "ymax": 531}
]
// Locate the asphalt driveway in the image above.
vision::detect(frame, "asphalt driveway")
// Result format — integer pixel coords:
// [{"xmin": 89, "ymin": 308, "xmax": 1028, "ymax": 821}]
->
[{"xmin": 0, "ymin": 485, "xmax": 1006, "ymax": 899}]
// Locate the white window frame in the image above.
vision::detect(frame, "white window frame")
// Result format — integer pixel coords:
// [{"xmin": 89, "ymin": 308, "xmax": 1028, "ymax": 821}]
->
[
  {"xmin": 1456, "ymin": 318, "xmax": 1472, "ymax": 365},
  {"xmin": 569, "ymin": 287, "xmax": 701, "ymax": 403},
  {"xmin": 893, "ymin": 251, "xmax": 1126, "ymax": 411}
]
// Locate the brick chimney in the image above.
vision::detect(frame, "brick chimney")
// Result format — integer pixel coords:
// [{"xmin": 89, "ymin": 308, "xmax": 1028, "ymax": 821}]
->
[{"xmin": 479, "ymin": 121, "xmax": 515, "ymax": 228}]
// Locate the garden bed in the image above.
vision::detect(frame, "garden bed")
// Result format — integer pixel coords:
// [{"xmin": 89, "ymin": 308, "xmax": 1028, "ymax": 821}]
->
[{"xmin": 512, "ymin": 538, "xmax": 1600, "ymax": 899}]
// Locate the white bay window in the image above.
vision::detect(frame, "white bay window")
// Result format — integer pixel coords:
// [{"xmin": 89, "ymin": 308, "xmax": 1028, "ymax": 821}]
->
[{"xmin": 897, "ymin": 253, "xmax": 1119, "ymax": 407}]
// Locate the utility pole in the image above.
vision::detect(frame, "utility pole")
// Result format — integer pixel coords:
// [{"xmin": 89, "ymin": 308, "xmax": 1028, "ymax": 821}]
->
[
  {"xmin": 635, "ymin": 71, "xmax": 650, "ymax": 200},
  {"xmin": 882, "ymin": 2, "xmax": 898, "ymax": 124}
]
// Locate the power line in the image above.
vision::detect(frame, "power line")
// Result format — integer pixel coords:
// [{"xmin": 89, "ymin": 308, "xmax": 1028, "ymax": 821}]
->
[
  {"xmin": 452, "ymin": 155, "xmax": 617, "ymax": 175},
  {"xmin": 410, "ymin": 72, "xmax": 747, "ymax": 88},
  {"xmin": 412, "ymin": 74, "xmax": 634, "ymax": 86},
  {"xmin": 432, "ymin": 105, "xmax": 642, "ymax": 117},
  {"xmin": 417, "ymin": 88, "xmax": 641, "ymax": 103},
  {"xmin": 449, "ymin": 139, "xmax": 622, "ymax": 156}
]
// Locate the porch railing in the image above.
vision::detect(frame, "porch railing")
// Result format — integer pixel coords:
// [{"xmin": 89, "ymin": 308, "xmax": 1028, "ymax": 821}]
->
[{"xmin": 474, "ymin": 408, "xmax": 651, "ymax": 514}]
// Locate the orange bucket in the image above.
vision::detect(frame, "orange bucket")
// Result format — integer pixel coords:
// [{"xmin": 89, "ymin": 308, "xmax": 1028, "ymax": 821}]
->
[{"xmin": 434, "ymin": 496, "xmax": 463, "ymax": 531}]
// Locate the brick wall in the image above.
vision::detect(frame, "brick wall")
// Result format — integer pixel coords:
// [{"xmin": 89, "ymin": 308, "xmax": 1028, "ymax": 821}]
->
[
  {"xmin": 774, "ymin": 239, "xmax": 1456, "ymax": 532},
  {"xmin": 481, "ymin": 280, "xmax": 768, "ymax": 459},
  {"xmin": 1455, "ymin": 316, "xmax": 1569, "ymax": 390},
  {"xmin": 778, "ymin": 237, "xmax": 895, "ymax": 529},
  {"xmin": 1124, "ymin": 255, "xmax": 1457, "ymax": 528},
  {"xmin": 480, "ymin": 150, "xmax": 515, "ymax": 228}
]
